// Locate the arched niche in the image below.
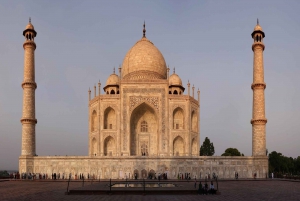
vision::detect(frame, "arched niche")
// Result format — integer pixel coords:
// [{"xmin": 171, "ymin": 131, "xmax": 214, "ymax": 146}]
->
[
  {"xmin": 191, "ymin": 110, "xmax": 197, "ymax": 132},
  {"xmin": 104, "ymin": 136, "xmax": 115, "ymax": 156},
  {"xmin": 104, "ymin": 107, "xmax": 116, "ymax": 129},
  {"xmin": 191, "ymin": 138, "xmax": 197, "ymax": 156},
  {"xmin": 91, "ymin": 138, "xmax": 97, "ymax": 156},
  {"xmin": 173, "ymin": 107, "xmax": 184, "ymax": 129},
  {"xmin": 91, "ymin": 110, "xmax": 97, "ymax": 131},
  {"xmin": 130, "ymin": 102, "xmax": 158, "ymax": 156},
  {"xmin": 134, "ymin": 169, "xmax": 139, "ymax": 179},
  {"xmin": 173, "ymin": 136, "xmax": 184, "ymax": 156},
  {"xmin": 141, "ymin": 169, "xmax": 147, "ymax": 179}
]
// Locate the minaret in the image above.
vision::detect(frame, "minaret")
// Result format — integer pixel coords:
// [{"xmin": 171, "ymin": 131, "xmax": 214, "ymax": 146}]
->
[
  {"xmin": 21, "ymin": 18, "xmax": 37, "ymax": 156},
  {"xmin": 251, "ymin": 20, "xmax": 267, "ymax": 156}
]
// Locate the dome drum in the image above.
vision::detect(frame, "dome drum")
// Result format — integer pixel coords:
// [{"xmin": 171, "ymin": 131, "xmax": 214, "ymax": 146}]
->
[{"xmin": 123, "ymin": 70, "xmax": 165, "ymax": 80}]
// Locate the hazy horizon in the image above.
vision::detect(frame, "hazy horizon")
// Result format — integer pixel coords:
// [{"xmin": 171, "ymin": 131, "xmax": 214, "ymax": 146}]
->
[{"xmin": 1, "ymin": 1, "xmax": 300, "ymax": 170}]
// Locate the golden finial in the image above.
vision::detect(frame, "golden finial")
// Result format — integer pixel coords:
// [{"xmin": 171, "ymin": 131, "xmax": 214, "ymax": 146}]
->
[
  {"xmin": 257, "ymin": 18, "xmax": 259, "ymax": 25},
  {"xmin": 113, "ymin": 67, "xmax": 115, "ymax": 74},
  {"xmin": 29, "ymin": 17, "xmax": 31, "ymax": 23},
  {"xmin": 143, "ymin": 21, "xmax": 146, "ymax": 37},
  {"xmin": 173, "ymin": 67, "xmax": 175, "ymax": 74}
]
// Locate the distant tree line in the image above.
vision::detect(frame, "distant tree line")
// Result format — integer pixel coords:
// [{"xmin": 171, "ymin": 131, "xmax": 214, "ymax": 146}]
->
[
  {"xmin": 269, "ymin": 151, "xmax": 300, "ymax": 175},
  {"xmin": 199, "ymin": 138, "xmax": 300, "ymax": 176}
]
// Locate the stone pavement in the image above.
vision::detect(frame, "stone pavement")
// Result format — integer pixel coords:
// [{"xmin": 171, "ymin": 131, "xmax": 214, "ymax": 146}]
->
[{"xmin": 0, "ymin": 179, "xmax": 299, "ymax": 201}]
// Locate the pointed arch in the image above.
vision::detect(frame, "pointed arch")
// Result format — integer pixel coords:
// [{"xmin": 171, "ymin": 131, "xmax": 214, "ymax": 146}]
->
[
  {"xmin": 191, "ymin": 138, "xmax": 197, "ymax": 156},
  {"xmin": 173, "ymin": 136, "xmax": 184, "ymax": 156},
  {"xmin": 104, "ymin": 107, "xmax": 116, "ymax": 129},
  {"xmin": 191, "ymin": 110, "xmax": 197, "ymax": 132},
  {"xmin": 173, "ymin": 107, "xmax": 184, "ymax": 129},
  {"xmin": 91, "ymin": 110, "xmax": 97, "ymax": 131},
  {"xmin": 91, "ymin": 138, "xmax": 97, "ymax": 156},
  {"xmin": 104, "ymin": 136, "xmax": 115, "ymax": 156},
  {"xmin": 141, "ymin": 169, "xmax": 147, "ymax": 179},
  {"xmin": 111, "ymin": 89, "xmax": 115, "ymax": 94},
  {"xmin": 173, "ymin": 90, "xmax": 178, "ymax": 94}
]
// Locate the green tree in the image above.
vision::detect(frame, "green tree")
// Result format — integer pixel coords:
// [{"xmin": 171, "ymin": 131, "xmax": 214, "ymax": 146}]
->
[
  {"xmin": 221, "ymin": 148, "xmax": 243, "ymax": 156},
  {"xmin": 269, "ymin": 151, "xmax": 300, "ymax": 175},
  {"xmin": 0, "ymin": 170, "xmax": 9, "ymax": 177},
  {"xmin": 295, "ymin": 156, "xmax": 300, "ymax": 175},
  {"xmin": 200, "ymin": 137, "xmax": 215, "ymax": 156}
]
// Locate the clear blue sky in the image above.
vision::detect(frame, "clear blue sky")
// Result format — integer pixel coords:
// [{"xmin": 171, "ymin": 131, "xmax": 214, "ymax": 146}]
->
[{"xmin": 0, "ymin": 1, "xmax": 300, "ymax": 170}]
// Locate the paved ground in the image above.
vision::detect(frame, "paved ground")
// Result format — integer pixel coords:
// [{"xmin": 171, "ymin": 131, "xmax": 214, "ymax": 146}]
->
[{"xmin": 0, "ymin": 179, "xmax": 299, "ymax": 201}]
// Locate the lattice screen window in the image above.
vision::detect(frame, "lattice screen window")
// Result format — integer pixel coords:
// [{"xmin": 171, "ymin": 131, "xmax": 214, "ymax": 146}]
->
[{"xmin": 140, "ymin": 121, "xmax": 148, "ymax": 132}]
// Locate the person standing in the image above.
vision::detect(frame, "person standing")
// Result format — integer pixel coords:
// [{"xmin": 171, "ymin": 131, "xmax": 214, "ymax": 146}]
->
[
  {"xmin": 198, "ymin": 181, "xmax": 203, "ymax": 195},
  {"xmin": 210, "ymin": 181, "xmax": 215, "ymax": 194}
]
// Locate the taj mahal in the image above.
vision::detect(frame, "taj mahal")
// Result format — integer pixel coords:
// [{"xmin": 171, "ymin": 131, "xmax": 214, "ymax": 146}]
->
[{"xmin": 19, "ymin": 20, "xmax": 268, "ymax": 179}]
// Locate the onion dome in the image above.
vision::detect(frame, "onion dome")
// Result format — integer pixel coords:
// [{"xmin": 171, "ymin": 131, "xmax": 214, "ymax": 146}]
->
[
  {"xmin": 106, "ymin": 73, "xmax": 119, "ymax": 86},
  {"xmin": 251, "ymin": 19, "xmax": 265, "ymax": 38},
  {"xmin": 25, "ymin": 22, "xmax": 34, "ymax": 30},
  {"xmin": 121, "ymin": 22, "xmax": 167, "ymax": 80},
  {"xmin": 23, "ymin": 18, "xmax": 37, "ymax": 36},
  {"xmin": 254, "ymin": 24, "xmax": 263, "ymax": 31},
  {"xmin": 169, "ymin": 73, "xmax": 182, "ymax": 86}
]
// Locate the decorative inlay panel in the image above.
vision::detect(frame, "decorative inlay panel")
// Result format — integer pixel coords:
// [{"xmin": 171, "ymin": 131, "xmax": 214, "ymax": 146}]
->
[{"xmin": 130, "ymin": 96, "xmax": 159, "ymax": 111}]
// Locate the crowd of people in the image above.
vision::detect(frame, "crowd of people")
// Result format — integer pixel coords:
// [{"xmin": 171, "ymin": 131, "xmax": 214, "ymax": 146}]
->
[
  {"xmin": 197, "ymin": 181, "xmax": 216, "ymax": 195},
  {"xmin": 177, "ymin": 172, "xmax": 193, "ymax": 180},
  {"xmin": 9, "ymin": 172, "xmax": 98, "ymax": 180}
]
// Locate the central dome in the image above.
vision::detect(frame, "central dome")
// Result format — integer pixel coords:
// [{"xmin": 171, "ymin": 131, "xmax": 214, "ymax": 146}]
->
[{"xmin": 121, "ymin": 37, "xmax": 167, "ymax": 80}]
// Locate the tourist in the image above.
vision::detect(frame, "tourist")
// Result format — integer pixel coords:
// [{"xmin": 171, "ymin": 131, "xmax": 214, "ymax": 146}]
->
[
  {"xmin": 194, "ymin": 177, "xmax": 197, "ymax": 188},
  {"xmin": 210, "ymin": 181, "xmax": 215, "ymax": 194},
  {"xmin": 198, "ymin": 181, "xmax": 203, "ymax": 195},
  {"xmin": 204, "ymin": 182, "xmax": 208, "ymax": 195}
]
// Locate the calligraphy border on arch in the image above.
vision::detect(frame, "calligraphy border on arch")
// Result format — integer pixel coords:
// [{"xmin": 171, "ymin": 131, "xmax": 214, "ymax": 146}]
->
[
  {"xmin": 129, "ymin": 96, "xmax": 159, "ymax": 111},
  {"xmin": 123, "ymin": 88, "xmax": 165, "ymax": 151}
]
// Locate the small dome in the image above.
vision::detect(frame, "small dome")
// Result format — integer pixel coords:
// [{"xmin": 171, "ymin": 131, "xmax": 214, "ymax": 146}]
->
[
  {"xmin": 25, "ymin": 23, "xmax": 35, "ymax": 30},
  {"xmin": 169, "ymin": 73, "xmax": 182, "ymax": 86},
  {"xmin": 254, "ymin": 24, "xmax": 262, "ymax": 31},
  {"xmin": 121, "ymin": 37, "xmax": 167, "ymax": 80},
  {"xmin": 106, "ymin": 74, "xmax": 119, "ymax": 86}
]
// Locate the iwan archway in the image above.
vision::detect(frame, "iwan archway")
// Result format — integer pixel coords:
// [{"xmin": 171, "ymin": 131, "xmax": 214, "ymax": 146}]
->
[{"xmin": 130, "ymin": 102, "xmax": 158, "ymax": 156}]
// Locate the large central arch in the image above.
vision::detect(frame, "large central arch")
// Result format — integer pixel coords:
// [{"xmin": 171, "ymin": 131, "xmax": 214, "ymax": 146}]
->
[{"xmin": 130, "ymin": 102, "xmax": 158, "ymax": 156}]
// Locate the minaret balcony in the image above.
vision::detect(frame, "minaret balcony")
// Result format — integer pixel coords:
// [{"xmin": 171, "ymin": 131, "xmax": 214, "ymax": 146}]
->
[
  {"xmin": 22, "ymin": 81, "xmax": 37, "ymax": 89},
  {"xmin": 251, "ymin": 118, "xmax": 267, "ymax": 125},
  {"xmin": 23, "ymin": 41, "xmax": 36, "ymax": 49},
  {"xmin": 252, "ymin": 42, "xmax": 265, "ymax": 51},
  {"xmin": 251, "ymin": 82, "xmax": 266, "ymax": 90},
  {"xmin": 20, "ymin": 118, "xmax": 37, "ymax": 124}
]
